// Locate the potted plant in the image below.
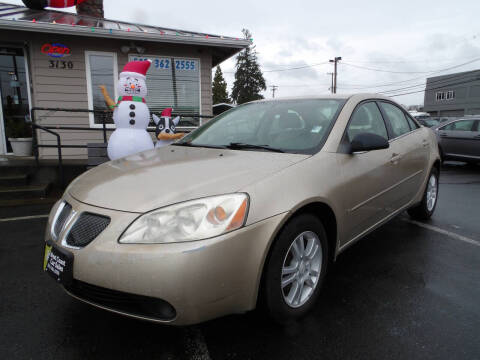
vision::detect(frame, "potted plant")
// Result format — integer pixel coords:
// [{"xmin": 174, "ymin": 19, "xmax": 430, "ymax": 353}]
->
[{"xmin": 6, "ymin": 117, "xmax": 33, "ymax": 156}]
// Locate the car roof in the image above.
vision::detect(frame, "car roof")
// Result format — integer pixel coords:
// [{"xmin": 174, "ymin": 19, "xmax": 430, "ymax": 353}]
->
[
  {"xmin": 250, "ymin": 93, "xmax": 393, "ymax": 103},
  {"xmin": 433, "ymin": 116, "xmax": 480, "ymax": 129}
]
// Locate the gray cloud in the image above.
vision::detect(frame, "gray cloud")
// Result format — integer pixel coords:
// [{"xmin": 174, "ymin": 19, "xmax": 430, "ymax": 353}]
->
[{"xmin": 7, "ymin": 0, "xmax": 480, "ymax": 106}]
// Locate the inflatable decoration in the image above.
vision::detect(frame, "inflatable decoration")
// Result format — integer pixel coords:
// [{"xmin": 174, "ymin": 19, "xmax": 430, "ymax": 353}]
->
[
  {"xmin": 22, "ymin": 0, "xmax": 86, "ymax": 10},
  {"xmin": 100, "ymin": 60, "xmax": 155, "ymax": 160},
  {"xmin": 153, "ymin": 108, "xmax": 184, "ymax": 148}
]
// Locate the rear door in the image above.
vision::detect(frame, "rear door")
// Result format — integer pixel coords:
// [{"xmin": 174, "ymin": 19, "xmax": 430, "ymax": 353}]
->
[
  {"xmin": 438, "ymin": 119, "xmax": 479, "ymax": 160},
  {"xmin": 378, "ymin": 101, "xmax": 428, "ymax": 212},
  {"xmin": 473, "ymin": 121, "xmax": 480, "ymax": 159}
]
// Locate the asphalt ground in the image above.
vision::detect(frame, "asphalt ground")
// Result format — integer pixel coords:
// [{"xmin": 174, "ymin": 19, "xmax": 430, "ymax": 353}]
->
[{"xmin": 0, "ymin": 163, "xmax": 479, "ymax": 360}]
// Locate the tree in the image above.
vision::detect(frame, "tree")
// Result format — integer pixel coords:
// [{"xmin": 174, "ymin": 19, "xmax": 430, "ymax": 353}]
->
[
  {"xmin": 212, "ymin": 66, "xmax": 230, "ymax": 104},
  {"xmin": 231, "ymin": 29, "xmax": 266, "ymax": 104}
]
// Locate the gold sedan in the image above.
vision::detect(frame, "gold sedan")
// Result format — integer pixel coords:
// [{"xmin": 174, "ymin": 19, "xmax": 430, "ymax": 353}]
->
[{"xmin": 43, "ymin": 94, "xmax": 440, "ymax": 325}]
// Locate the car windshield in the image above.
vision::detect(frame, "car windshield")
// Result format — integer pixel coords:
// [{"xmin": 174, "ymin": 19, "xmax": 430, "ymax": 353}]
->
[
  {"xmin": 176, "ymin": 99, "xmax": 346, "ymax": 154},
  {"xmin": 423, "ymin": 119, "xmax": 440, "ymax": 127}
]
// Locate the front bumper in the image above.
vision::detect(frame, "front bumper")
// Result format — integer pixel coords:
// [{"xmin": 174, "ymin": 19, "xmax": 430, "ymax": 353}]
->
[{"xmin": 46, "ymin": 193, "xmax": 286, "ymax": 325}]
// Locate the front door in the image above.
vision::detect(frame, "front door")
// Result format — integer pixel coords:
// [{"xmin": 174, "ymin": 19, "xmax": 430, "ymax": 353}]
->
[
  {"xmin": 338, "ymin": 101, "xmax": 394, "ymax": 243},
  {"xmin": 0, "ymin": 47, "xmax": 30, "ymax": 155},
  {"xmin": 438, "ymin": 119, "xmax": 479, "ymax": 160}
]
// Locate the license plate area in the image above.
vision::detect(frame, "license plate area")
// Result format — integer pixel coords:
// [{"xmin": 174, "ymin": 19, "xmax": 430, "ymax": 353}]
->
[{"xmin": 43, "ymin": 242, "xmax": 73, "ymax": 286}]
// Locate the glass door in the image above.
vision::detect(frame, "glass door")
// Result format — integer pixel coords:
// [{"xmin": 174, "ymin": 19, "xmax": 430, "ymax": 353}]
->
[{"xmin": 0, "ymin": 47, "xmax": 30, "ymax": 154}]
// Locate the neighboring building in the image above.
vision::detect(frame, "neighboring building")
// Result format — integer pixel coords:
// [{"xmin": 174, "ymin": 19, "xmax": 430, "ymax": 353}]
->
[
  {"xmin": 0, "ymin": 2, "xmax": 249, "ymax": 158},
  {"xmin": 423, "ymin": 69, "xmax": 480, "ymax": 117}
]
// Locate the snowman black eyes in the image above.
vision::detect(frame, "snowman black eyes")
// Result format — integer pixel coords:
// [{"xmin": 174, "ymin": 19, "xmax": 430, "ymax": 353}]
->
[
  {"xmin": 171, "ymin": 125, "xmax": 176, "ymax": 131},
  {"xmin": 158, "ymin": 125, "xmax": 164, "ymax": 130}
]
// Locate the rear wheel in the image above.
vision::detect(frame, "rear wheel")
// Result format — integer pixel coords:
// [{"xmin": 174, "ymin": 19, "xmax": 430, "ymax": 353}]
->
[
  {"xmin": 408, "ymin": 167, "xmax": 439, "ymax": 220},
  {"xmin": 263, "ymin": 214, "xmax": 329, "ymax": 323}
]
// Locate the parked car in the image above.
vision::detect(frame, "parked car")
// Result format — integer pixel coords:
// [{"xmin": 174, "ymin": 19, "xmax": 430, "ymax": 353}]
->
[
  {"xmin": 43, "ymin": 94, "xmax": 440, "ymax": 325},
  {"xmin": 417, "ymin": 118, "xmax": 440, "ymax": 128},
  {"xmin": 408, "ymin": 110, "xmax": 430, "ymax": 121},
  {"xmin": 434, "ymin": 117, "xmax": 480, "ymax": 164}
]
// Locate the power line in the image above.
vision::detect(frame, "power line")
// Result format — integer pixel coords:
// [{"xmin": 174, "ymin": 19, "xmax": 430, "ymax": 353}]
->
[
  {"xmin": 386, "ymin": 76, "xmax": 480, "ymax": 97},
  {"xmin": 223, "ymin": 61, "xmax": 329, "ymax": 74},
  {"xmin": 337, "ymin": 57, "xmax": 480, "ymax": 90},
  {"xmin": 379, "ymin": 71, "xmax": 480, "ymax": 95},
  {"xmin": 342, "ymin": 57, "xmax": 480, "ymax": 76},
  {"xmin": 341, "ymin": 62, "xmax": 430, "ymax": 74}
]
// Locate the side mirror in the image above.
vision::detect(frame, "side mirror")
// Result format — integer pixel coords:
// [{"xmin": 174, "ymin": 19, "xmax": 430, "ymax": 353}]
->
[{"xmin": 350, "ymin": 133, "xmax": 389, "ymax": 153}]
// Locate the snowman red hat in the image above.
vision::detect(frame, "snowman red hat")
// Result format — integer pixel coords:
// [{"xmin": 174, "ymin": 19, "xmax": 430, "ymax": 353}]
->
[{"xmin": 120, "ymin": 60, "xmax": 152, "ymax": 79}]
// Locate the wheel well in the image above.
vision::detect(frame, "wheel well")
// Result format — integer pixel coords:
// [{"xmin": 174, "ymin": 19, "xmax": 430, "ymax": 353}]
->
[
  {"xmin": 433, "ymin": 158, "xmax": 441, "ymax": 172},
  {"xmin": 294, "ymin": 203, "xmax": 337, "ymax": 262},
  {"xmin": 256, "ymin": 202, "xmax": 338, "ymax": 308}
]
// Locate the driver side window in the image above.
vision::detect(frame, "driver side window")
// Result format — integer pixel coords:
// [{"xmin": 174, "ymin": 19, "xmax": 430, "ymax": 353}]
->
[{"xmin": 347, "ymin": 102, "xmax": 388, "ymax": 142}]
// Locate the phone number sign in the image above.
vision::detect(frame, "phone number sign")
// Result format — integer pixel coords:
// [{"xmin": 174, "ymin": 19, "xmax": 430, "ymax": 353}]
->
[{"xmin": 132, "ymin": 57, "xmax": 197, "ymax": 71}]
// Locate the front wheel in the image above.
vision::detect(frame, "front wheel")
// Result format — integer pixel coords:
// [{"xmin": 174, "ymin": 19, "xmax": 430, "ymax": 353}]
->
[
  {"xmin": 262, "ymin": 214, "xmax": 329, "ymax": 323},
  {"xmin": 408, "ymin": 168, "xmax": 439, "ymax": 220}
]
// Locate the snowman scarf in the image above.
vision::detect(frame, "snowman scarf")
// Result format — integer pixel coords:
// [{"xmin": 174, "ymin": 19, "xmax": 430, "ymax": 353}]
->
[{"xmin": 110, "ymin": 96, "xmax": 146, "ymax": 109}]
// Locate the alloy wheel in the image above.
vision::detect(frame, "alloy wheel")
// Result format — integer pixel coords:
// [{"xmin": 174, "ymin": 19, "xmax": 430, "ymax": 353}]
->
[
  {"xmin": 281, "ymin": 231, "xmax": 323, "ymax": 308},
  {"xmin": 426, "ymin": 174, "xmax": 438, "ymax": 211}
]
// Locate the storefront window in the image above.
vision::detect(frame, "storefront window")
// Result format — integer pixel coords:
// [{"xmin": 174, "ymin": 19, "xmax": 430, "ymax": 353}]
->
[
  {"xmin": 86, "ymin": 51, "xmax": 117, "ymax": 126},
  {"xmin": 130, "ymin": 55, "xmax": 201, "ymax": 127}
]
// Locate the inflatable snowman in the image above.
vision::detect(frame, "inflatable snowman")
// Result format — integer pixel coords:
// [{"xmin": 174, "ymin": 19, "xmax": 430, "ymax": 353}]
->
[{"xmin": 100, "ymin": 60, "xmax": 154, "ymax": 160}]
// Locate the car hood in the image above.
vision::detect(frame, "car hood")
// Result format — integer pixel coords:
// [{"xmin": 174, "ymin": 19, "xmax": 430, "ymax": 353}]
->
[{"xmin": 68, "ymin": 146, "xmax": 309, "ymax": 213}]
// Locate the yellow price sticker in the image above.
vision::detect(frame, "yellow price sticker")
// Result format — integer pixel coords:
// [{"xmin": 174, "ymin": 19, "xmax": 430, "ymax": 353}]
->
[{"xmin": 43, "ymin": 244, "xmax": 52, "ymax": 271}]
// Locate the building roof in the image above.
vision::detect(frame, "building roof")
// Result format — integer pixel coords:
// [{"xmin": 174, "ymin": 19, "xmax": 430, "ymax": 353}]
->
[{"xmin": 0, "ymin": 2, "xmax": 250, "ymax": 65}]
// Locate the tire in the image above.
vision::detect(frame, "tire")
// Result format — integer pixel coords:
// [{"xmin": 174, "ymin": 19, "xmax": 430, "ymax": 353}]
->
[
  {"xmin": 408, "ymin": 167, "xmax": 439, "ymax": 220},
  {"xmin": 263, "ymin": 213, "xmax": 329, "ymax": 324}
]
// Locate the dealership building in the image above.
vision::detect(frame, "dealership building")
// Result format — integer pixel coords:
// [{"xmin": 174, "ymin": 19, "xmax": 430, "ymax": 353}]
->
[
  {"xmin": 0, "ymin": 1, "xmax": 248, "ymax": 159},
  {"xmin": 423, "ymin": 69, "xmax": 480, "ymax": 117}
]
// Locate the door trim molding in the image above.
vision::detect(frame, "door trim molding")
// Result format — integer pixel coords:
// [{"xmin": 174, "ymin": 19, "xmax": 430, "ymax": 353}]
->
[{"xmin": 348, "ymin": 169, "xmax": 424, "ymax": 213}]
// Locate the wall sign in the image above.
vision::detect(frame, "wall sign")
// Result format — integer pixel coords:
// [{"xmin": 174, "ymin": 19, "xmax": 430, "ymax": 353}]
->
[
  {"xmin": 132, "ymin": 57, "xmax": 197, "ymax": 71},
  {"xmin": 49, "ymin": 60, "xmax": 74, "ymax": 69},
  {"xmin": 41, "ymin": 43, "xmax": 71, "ymax": 58}
]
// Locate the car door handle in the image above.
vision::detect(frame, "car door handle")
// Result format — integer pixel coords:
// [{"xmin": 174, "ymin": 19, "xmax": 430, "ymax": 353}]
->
[
  {"xmin": 390, "ymin": 153, "xmax": 402, "ymax": 164},
  {"xmin": 439, "ymin": 134, "xmax": 448, "ymax": 137}
]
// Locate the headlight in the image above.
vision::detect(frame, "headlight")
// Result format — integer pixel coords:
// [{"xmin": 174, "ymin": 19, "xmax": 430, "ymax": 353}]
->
[{"xmin": 119, "ymin": 193, "xmax": 249, "ymax": 244}]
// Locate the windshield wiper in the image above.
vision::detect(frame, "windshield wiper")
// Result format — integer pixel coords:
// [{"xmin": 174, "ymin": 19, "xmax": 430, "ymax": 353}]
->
[
  {"xmin": 226, "ymin": 142, "xmax": 285, "ymax": 153},
  {"xmin": 172, "ymin": 142, "xmax": 227, "ymax": 149}
]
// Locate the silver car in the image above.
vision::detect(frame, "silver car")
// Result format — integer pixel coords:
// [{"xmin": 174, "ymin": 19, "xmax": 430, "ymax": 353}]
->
[
  {"xmin": 43, "ymin": 94, "xmax": 441, "ymax": 325},
  {"xmin": 435, "ymin": 117, "xmax": 480, "ymax": 164}
]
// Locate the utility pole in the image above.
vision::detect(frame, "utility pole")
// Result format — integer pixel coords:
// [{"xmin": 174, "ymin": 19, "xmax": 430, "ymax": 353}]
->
[
  {"xmin": 329, "ymin": 56, "xmax": 342, "ymax": 94},
  {"xmin": 270, "ymin": 85, "xmax": 278, "ymax": 98},
  {"xmin": 327, "ymin": 72, "xmax": 334, "ymax": 94}
]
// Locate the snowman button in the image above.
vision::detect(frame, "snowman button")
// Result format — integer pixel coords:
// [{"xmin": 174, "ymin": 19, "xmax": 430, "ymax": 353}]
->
[
  {"xmin": 130, "ymin": 104, "xmax": 135, "ymax": 110},
  {"xmin": 129, "ymin": 111, "xmax": 135, "ymax": 117},
  {"xmin": 129, "ymin": 119, "xmax": 135, "ymax": 125}
]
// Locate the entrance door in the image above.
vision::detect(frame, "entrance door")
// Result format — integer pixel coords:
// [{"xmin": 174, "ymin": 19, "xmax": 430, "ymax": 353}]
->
[{"xmin": 0, "ymin": 47, "xmax": 30, "ymax": 154}]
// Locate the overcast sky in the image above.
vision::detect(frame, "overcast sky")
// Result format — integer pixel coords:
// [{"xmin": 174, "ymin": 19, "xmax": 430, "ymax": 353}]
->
[{"xmin": 8, "ymin": 0, "xmax": 480, "ymax": 106}]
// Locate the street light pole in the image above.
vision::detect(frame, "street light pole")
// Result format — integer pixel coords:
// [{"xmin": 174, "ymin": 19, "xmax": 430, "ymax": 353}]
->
[
  {"xmin": 270, "ymin": 85, "xmax": 278, "ymax": 98},
  {"xmin": 329, "ymin": 56, "xmax": 342, "ymax": 94}
]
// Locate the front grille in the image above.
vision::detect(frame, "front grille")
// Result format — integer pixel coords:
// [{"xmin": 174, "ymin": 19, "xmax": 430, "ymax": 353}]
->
[
  {"xmin": 65, "ymin": 280, "xmax": 176, "ymax": 321},
  {"xmin": 66, "ymin": 213, "xmax": 110, "ymax": 248},
  {"xmin": 53, "ymin": 202, "xmax": 72, "ymax": 239}
]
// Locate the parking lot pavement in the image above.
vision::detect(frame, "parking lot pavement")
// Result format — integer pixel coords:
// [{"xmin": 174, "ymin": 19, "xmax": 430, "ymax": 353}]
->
[{"xmin": 0, "ymin": 164, "xmax": 479, "ymax": 360}]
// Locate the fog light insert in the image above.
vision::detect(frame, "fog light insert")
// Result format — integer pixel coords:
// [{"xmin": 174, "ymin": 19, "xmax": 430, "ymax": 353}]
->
[{"xmin": 65, "ymin": 280, "xmax": 176, "ymax": 321}]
